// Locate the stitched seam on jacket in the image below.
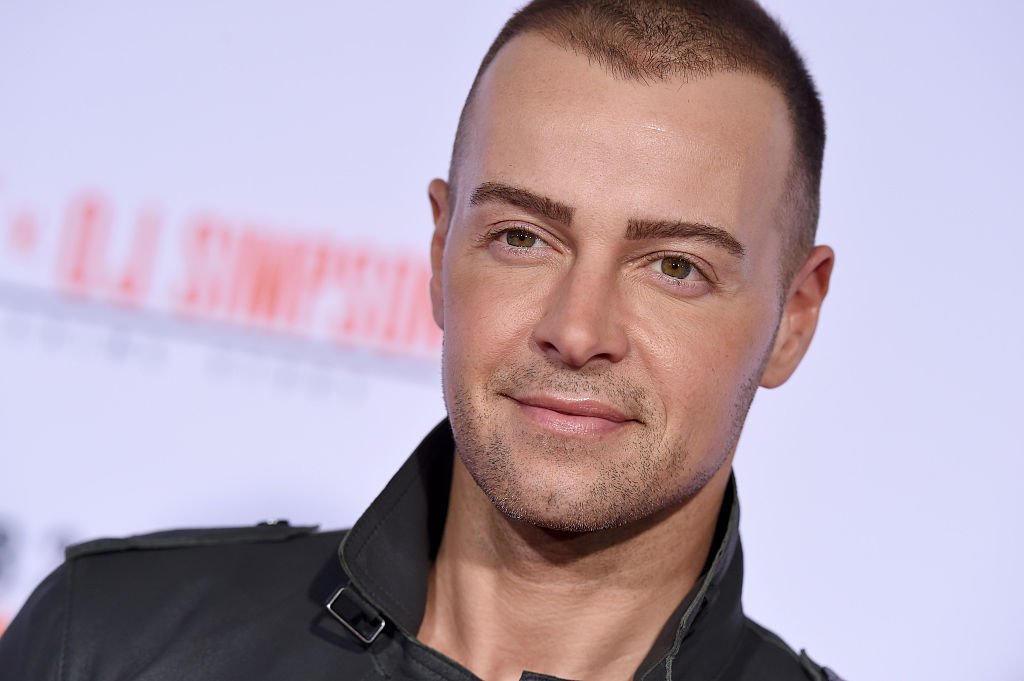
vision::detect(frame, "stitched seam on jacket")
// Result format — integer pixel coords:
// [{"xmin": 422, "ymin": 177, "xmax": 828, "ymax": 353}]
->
[
  {"xmin": 57, "ymin": 562, "xmax": 73, "ymax": 681},
  {"xmin": 663, "ymin": 582, "xmax": 715, "ymax": 681}
]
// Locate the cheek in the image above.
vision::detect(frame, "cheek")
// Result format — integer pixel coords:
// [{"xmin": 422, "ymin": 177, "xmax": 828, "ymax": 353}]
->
[
  {"xmin": 635, "ymin": 297, "xmax": 776, "ymax": 431},
  {"xmin": 441, "ymin": 253, "xmax": 546, "ymax": 378}
]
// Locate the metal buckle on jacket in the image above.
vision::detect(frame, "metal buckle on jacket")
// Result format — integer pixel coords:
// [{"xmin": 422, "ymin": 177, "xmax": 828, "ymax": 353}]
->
[{"xmin": 325, "ymin": 585, "xmax": 386, "ymax": 645}]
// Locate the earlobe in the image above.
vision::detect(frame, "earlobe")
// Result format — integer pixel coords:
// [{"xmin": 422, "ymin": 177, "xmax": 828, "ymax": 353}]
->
[
  {"xmin": 760, "ymin": 245, "xmax": 835, "ymax": 388},
  {"xmin": 428, "ymin": 179, "xmax": 451, "ymax": 330}
]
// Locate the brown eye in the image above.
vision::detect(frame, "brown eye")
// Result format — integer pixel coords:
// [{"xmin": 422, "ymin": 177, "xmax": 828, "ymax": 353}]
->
[
  {"xmin": 661, "ymin": 257, "xmax": 694, "ymax": 279},
  {"xmin": 505, "ymin": 230, "xmax": 537, "ymax": 248}
]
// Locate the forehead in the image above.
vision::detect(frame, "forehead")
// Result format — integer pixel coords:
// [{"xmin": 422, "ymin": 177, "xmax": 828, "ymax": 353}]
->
[{"xmin": 458, "ymin": 33, "xmax": 794, "ymax": 242}]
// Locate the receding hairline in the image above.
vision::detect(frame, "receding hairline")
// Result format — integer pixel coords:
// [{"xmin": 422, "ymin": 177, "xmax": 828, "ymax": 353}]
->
[
  {"xmin": 447, "ymin": 0, "xmax": 824, "ymax": 284},
  {"xmin": 449, "ymin": 29, "xmax": 793, "ymax": 185}
]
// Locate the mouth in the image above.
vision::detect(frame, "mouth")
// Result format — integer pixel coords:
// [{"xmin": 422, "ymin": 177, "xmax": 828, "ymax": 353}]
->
[{"xmin": 504, "ymin": 393, "xmax": 637, "ymax": 437}]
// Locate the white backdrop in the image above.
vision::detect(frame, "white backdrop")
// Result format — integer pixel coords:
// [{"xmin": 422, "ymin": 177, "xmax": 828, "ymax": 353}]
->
[{"xmin": 1, "ymin": 2, "xmax": 1022, "ymax": 680}]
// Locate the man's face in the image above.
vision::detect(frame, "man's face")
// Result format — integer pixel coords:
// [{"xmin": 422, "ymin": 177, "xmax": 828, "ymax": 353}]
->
[{"xmin": 431, "ymin": 34, "xmax": 801, "ymax": 532}]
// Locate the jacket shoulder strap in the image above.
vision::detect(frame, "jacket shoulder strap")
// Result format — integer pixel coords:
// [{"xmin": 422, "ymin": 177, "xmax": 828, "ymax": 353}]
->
[{"xmin": 65, "ymin": 521, "xmax": 319, "ymax": 560}]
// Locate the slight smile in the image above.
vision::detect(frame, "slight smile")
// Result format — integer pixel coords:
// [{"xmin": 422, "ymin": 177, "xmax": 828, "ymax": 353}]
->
[{"xmin": 505, "ymin": 394, "xmax": 637, "ymax": 437}]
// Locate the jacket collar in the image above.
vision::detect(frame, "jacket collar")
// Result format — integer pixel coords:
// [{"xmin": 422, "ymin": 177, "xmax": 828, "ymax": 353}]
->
[{"xmin": 337, "ymin": 419, "xmax": 746, "ymax": 680}]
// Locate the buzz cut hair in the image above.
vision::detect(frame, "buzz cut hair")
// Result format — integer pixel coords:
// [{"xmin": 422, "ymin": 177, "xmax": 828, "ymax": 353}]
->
[{"xmin": 448, "ymin": 0, "xmax": 825, "ymax": 282}]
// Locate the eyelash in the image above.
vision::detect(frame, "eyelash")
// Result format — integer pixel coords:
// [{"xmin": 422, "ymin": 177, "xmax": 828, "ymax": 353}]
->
[
  {"xmin": 641, "ymin": 250, "xmax": 711, "ymax": 283},
  {"xmin": 481, "ymin": 224, "xmax": 713, "ymax": 286},
  {"xmin": 479, "ymin": 223, "xmax": 553, "ymax": 252}
]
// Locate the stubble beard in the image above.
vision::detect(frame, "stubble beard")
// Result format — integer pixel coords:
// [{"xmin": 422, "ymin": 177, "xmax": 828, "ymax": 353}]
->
[{"xmin": 443, "ymin": 350, "xmax": 765, "ymax": 534}]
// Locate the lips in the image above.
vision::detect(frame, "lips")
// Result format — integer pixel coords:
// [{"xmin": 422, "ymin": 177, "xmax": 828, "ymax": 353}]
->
[
  {"xmin": 514, "ymin": 395, "xmax": 629, "ymax": 421},
  {"xmin": 506, "ymin": 393, "xmax": 635, "ymax": 436}
]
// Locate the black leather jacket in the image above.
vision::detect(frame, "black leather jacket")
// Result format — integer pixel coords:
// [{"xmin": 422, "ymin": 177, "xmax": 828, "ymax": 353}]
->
[{"xmin": 0, "ymin": 420, "xmax": 844, "ymax": 681}]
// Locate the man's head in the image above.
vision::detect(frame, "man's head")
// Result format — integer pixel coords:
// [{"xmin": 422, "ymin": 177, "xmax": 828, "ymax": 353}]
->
[{"xmin": 428, "ymin": 0, "xmax": 833, "ymax": 532}]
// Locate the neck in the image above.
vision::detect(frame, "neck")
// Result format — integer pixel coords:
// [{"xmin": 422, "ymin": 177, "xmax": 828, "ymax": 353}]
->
[{"xmin": 417, "ymin": 456, "xmax": 731, "ymax": 681}]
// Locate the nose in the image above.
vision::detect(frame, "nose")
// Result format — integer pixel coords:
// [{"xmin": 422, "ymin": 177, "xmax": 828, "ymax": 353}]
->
[{"xmin": 531, "ymin": 263, "xmax": 629, "ymax": 369}]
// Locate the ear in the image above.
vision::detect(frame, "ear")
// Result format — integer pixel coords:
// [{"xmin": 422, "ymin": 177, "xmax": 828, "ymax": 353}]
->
[
  {"xmin": 760, "ymin": 245, "xmax": 835, "ymax": 388},
  {"xmin": 428, "ymin": 178, "xmax": 451, "ymax": 330}
]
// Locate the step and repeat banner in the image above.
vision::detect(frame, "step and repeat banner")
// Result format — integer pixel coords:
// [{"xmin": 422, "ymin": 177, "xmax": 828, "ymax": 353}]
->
[{"xmin": 1, "ymin": 3, "xmax": 1022, "ymax": 680}]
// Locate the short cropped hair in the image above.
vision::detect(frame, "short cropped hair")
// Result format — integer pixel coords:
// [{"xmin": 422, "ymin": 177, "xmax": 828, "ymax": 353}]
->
[{"xmin": 449, "ymin": 0, "xmax": 825, "ymax": 282}]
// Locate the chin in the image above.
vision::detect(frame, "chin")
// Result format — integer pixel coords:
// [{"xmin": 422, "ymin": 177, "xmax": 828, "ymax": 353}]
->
[
  {"xmin": 459, "ymin": 439, "xmax": 676, "ymax": 534},
  {"xmin": 497, "ymin": 495, "xmax": 658, "ymax": 534}
]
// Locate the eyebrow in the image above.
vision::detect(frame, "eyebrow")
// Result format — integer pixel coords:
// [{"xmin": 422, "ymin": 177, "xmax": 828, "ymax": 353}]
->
[
  {"xmin": 625, "ymin": 219, "xmax": 745, "ymax": 257},
  {"xmin": 469, "ymin": 180, "xmax": 744, "ymax": 258},
  {"xmin": 469, "ymin": 182, "xmax": 574, "ymax": 225}
]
